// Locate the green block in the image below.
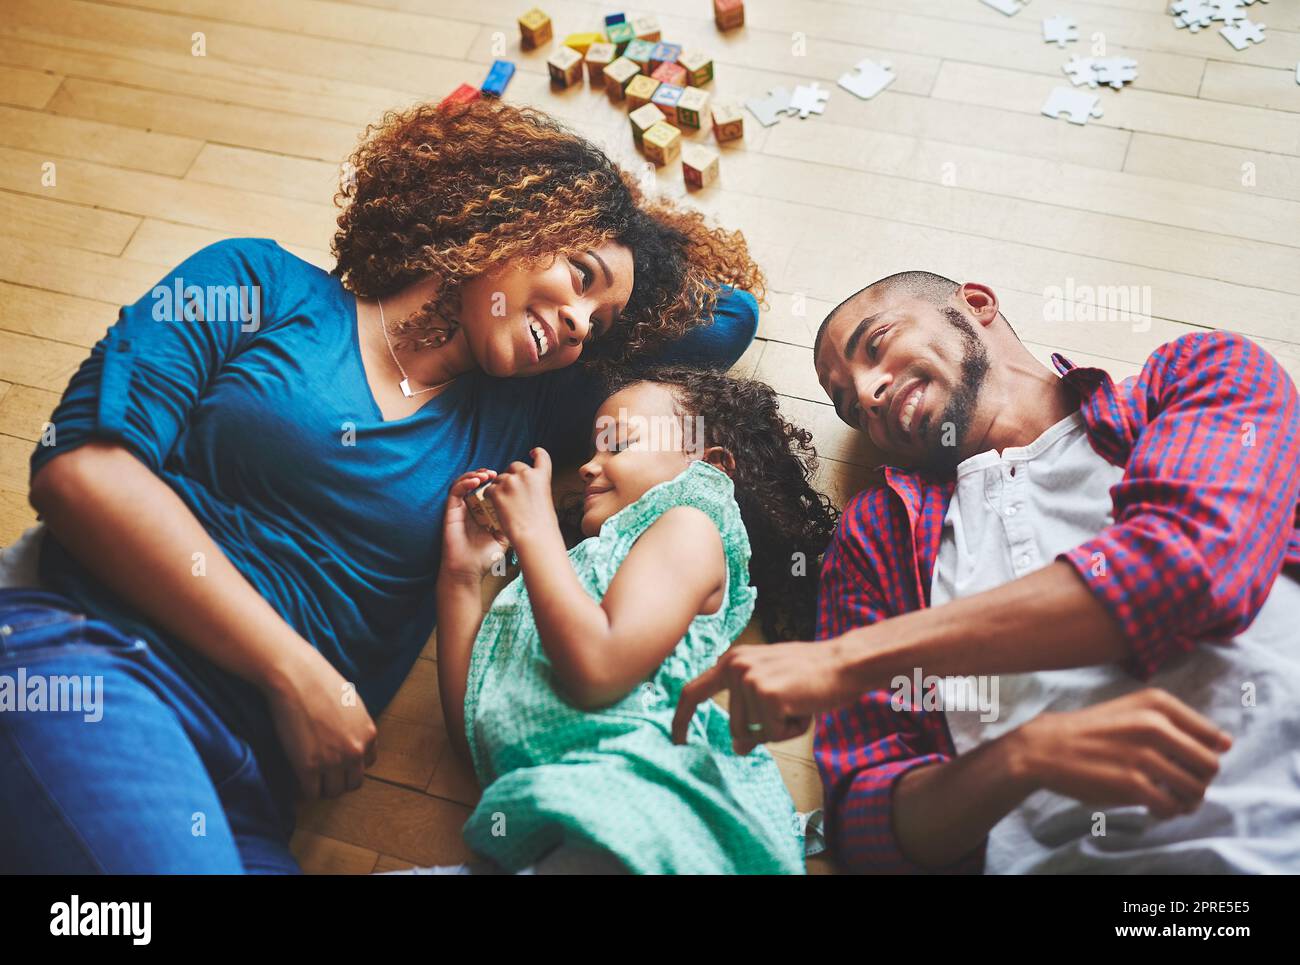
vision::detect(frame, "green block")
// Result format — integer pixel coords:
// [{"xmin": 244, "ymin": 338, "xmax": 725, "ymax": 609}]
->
[{"xmin": 606, "ymin": 21, "xmax": 635, "ymax": 53}]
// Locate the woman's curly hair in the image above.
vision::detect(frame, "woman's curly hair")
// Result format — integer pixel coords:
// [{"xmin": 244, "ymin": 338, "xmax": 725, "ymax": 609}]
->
[
  {"xmin": 600, "ymin": 365, "xmax": 841, "ymax": 643},
  {"xmin": 331, "ymin": 98, "xmax": 765, "ymax": 362}
]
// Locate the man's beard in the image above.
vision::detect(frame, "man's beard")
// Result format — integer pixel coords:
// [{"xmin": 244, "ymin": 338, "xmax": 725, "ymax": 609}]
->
[{"xmin": 915, "ymin": 307, "xmax": 989, "ymax": 475}]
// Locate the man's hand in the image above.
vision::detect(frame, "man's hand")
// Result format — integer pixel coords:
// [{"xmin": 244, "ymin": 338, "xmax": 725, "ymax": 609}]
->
[
  {"xmin": 672, "ymin": 639, "xmax": 858, "ymax": 754},
  {"xmin": 1013, "ymin": 687, "xmax": 1232, "ymax": 818},
  {"xmin": 264, "ymin": 646, "xmax": 379, "ymax": 800}
]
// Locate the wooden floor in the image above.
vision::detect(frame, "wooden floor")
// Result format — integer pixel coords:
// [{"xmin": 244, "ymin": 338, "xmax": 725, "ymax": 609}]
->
[{"xmin": 0, "ymin": 0, "xmax": 1296, "ymax": 873}]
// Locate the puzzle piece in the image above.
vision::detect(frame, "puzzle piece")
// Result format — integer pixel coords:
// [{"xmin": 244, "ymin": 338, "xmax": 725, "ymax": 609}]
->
[
  {"xmin": 982, "ymin": 0, "xmax": 1030, "ymax": 15},
  {"xmin": 788, "ymin": 82, "xmax": 830, "ymax": 118},
  {"xmin": 1042, "ymin": 86, "xmax": 1103, "ymax": 125},
  {"xmin": 1062, "ymin": 55, "xmax": 1096, "ymax": 86},
  {"xmin": 1170, "ymin": 0, "xmax": 1215, "ymax": 31},
  {"xmin": 1091, "ymin": 57, "xmax": 1139, "ymax": 89},
  {"xmin": 1221, "ymin": 18, "xmax": 1266, "ymax": 49},
  {"xmin": 744, "ymin": 87, "xmax": 793, "ymax": 126},
  {"xmin": 1042, "ymin": 16, "xmax": 1078, "ymax": 47},
  {"xmin": 1062, "ymin": 56, "xmax": 1138, "ymax": 90},
  {"xmin": 1208, "ymin": 0, "xmax": 1248, "ymax": 22},
  {"xmin": 837, "ymin": 59, "xmax": 895, "ymax": 99}
]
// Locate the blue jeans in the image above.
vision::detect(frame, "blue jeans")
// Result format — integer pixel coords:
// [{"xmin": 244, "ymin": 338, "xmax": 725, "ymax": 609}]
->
[{"xmin": 0, "ymin": 588, "xmax": 300, "ymax": 873}]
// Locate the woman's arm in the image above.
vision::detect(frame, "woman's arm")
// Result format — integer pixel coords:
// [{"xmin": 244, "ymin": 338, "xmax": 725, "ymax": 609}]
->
[
  {"xmin": 31, "ymin": 441, "xmax": 378, "ymax": 799},
  {"xmin": 435, "ymin": 573, "xmax": 486, "ymax": 763},
  {"xmin": 488, "ymin": 449, "xmax": 725, "ymax": 708}
]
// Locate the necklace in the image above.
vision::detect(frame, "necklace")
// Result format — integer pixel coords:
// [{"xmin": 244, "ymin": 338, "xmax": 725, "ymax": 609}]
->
[{"xmin": 378, "ymin": 298, "xmax": 457, "ymax": 398}]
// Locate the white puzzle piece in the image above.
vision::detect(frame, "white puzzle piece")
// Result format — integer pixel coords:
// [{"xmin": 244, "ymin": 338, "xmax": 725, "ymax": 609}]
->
[
  {"xmin": 1091, "ymin": 57, "xmax": 1139, "ymax": 89},
  {"xmin": 982, "ymin": 0, "xmax": 1029, "ymax": 15},
  {"xmin": 745, "ymin": 87, "xmax": 794, "ymax": 126},
  {"xmin": 838, "ymin": 59, "xmax": 895, "ymax": 99},
  {"xmin": 1221, "ymin": 18, "xmax": 1266, "ymax": 49},
  {"xmin": 1171, "ymin": 0, "xmax": 1215, "ymax": 31},
  {"xmin": 1062, "ymin": 56, "xmax": 1138, "ymax": 90},
  {"xmin": 788, "ymin": 83, "xmax": 830, "ymax": 118},
  {"xmin": 1207, "ymin": 0, "xmax": 1248, "ymax": 22},
  {"xmin": 1042, "ymin": 16, "xmax": 1079, "ymax": 47},
  {"xmin": 1041, "ymin": 86, "xmax": 1103, "ymax": 125}
]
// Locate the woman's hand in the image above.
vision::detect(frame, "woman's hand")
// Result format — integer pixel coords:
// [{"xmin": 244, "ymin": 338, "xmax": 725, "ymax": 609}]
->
[
  {"xmin": 263, "ymin": 646, "xmax": 379, "ymax": 800},
  {"xmin": 440, "ymin": 468, "xmax": 510, "ymax": 581},
  {"xmin": 487, "ymin": 448, "xmax": 561, "ymax": 550}
]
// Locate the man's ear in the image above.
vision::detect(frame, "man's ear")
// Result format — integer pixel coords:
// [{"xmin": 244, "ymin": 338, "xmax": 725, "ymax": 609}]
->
[
  {"xmin": 958, "ymin": 282, "xmax": 999, "ymax": 327},
  {"xmin": 701, "ymin": 446, "xmax": 736, "ymax": 477}
]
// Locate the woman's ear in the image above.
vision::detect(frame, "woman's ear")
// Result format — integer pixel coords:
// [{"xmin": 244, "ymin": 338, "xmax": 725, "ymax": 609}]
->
[{"xmin": 701, "ymin": 446, "xmax": 736, "ymax": 477}]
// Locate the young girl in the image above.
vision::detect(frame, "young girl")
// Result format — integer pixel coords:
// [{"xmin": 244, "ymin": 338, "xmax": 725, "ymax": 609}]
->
[{"xmin": 433, "ymin": 366, "xmax": 840, "ymax": 873}]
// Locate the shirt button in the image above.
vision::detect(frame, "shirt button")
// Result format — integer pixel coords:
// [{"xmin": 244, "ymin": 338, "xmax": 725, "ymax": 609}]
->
[
  {"xmin": 1019, "ymin": 554, "xmax": 1031, "ymax": 567},
  {"xmin": 1005, "ymin": 506, "xmax": 1017, "ymax": 517}
]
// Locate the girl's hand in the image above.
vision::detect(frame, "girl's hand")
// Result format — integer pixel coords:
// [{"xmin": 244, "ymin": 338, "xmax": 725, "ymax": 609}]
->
[
  {"xmin": 488, "ymin": 447, "xmax": 560, "ymax": 549},
  {"xmin": 440, "ymin": 468, "xmax": 509, "ymax": 581}
]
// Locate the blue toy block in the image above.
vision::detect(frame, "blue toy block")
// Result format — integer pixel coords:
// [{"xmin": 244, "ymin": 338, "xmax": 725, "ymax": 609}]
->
[
  {"xmin": 481, "ymin": 59, "xmax": 516, "ymax": 97},
  {"xmin": 604, "ymin": 12, "xmax": 626, "ymax": 27}
]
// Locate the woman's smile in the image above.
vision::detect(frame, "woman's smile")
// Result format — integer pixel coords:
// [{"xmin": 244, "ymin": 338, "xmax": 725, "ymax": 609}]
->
[{"xmin": 525, "ymin": 308, "xmax": 556, "ymax": 363}]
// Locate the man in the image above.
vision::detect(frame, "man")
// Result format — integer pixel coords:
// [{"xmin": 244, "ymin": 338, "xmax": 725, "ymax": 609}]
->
[{"xmin": 673, "ymin": 271, "xmax": 1300, "ymax": 873}]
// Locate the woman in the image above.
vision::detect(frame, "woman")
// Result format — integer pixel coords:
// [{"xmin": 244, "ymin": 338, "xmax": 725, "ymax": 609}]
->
[{"xmin": 0, "ymin": 100, "xmax": 764, "ymax": 873}]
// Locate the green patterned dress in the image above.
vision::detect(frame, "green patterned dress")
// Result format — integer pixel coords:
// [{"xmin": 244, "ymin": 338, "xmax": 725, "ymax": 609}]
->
[{"xmin": 461, "ymin": 459, "xmax": 805, "ymax": 874}]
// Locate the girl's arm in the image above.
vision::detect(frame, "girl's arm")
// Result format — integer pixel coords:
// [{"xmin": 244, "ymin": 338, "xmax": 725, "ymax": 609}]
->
[{"xmin": 489, "ymin": 449, "xmax": 726, "ymax": 709}]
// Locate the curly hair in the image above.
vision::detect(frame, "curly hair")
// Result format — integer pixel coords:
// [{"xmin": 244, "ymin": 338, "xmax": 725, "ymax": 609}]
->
[
  {"xmin": 331, "ymin": 98, "xmax": 765, "ymax": 362},
  {"xmin": 600, "ymin": 365, "xmax": 841, "ymax": 643}
]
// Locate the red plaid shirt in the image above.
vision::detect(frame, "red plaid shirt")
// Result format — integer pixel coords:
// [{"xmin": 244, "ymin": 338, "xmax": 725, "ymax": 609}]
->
[{"xmin": 814, "ymin": 331, "xmax": 1300, "ymax": 874}]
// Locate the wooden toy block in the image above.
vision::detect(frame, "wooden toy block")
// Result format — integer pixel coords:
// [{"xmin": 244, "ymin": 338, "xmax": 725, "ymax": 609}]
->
[
  {"xmin": 563, "ymin": 31, "xmax": 604, "ymax": 55},
  {"xmin": 629, "ymin": 102, "xmax": 665, "ymax": 148},
  {"xmin": 651, "ymin": 83, "xmax": 685, "ymax": 122},
  {"xmin": 467, "ymin": 482, "xmax": 509, "ymax": 543},
  {"xmin": 518, "ymin": 8, "xmax": 552, "ymax": 49},
  {"xmin": 675, "ymin": 86, "xmax": 710, "ymax": 129},
  {"xmin": 650, "ymin": 61, "xmax": 688, "ymax": 88},
  {"xmin": 681, "ymin": 143, "xmax": 719, "ymax": 189},
  {"xmin": 714, "ymin": 0, "xmax": 744, "ymax": 31},
  {"xmin": 648, "ymin": 42, "xmax": 682, "ymax": 72},
  {"xmin": 710, "ymin": 102, "xmax": 744, "ymax": 142},
  {"xmin": 605, "ymin": 21, "xmax": 635, "ymax": 52},
  {"xmin": 480, "ymin": 59, "xmax": 516, "ymax": 97},
  {"xmin": 642, "ymin": 121, "xmax": 682, "ymax": 166},
  {"xmin": 584, "ymin": 42, "xmax": 616, "ymax": 84},
  {"xmin": 625, "ymin": 73, "xmax": 660, "ymax": 110},
  {"xmin": 623, "ymin": 38, "xmax": 656, "ymax": 70},
  {"xmin": 438, "ymin": 83, "xmax": 482, "ymax": 111},
  {"xmin": 547, "ymin": 46, "xmax": 584, "ymax": 88},
  {"xmin": 632, "ymin": 15, "xmax": 661, "ymax": 41},
  {"xmin": 678, "ymin": 50, "xmax": 714, "ymax": 87},
  {"xmin": 604, "ymin": 12, "xmax": 626, "ymax": 27},
  {"xmin": 603, "ymin": 57, "xmax": 641, "ymax": 100}
]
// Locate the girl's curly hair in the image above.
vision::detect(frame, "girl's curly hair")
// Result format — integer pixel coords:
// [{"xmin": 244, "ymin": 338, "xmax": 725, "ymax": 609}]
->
[
  {"xmin": 601, "ymin": 365, "xmax": 841, "ymax": 642},
  {"xmin": 331, "ymin": 98, "xmax": 765, "ymax": 362}
]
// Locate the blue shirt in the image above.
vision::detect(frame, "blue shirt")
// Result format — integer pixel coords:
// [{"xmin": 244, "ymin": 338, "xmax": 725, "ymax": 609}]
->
[{"xmin": 31, "ymin": 238, "xmax": 757, "ymax": 748}]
